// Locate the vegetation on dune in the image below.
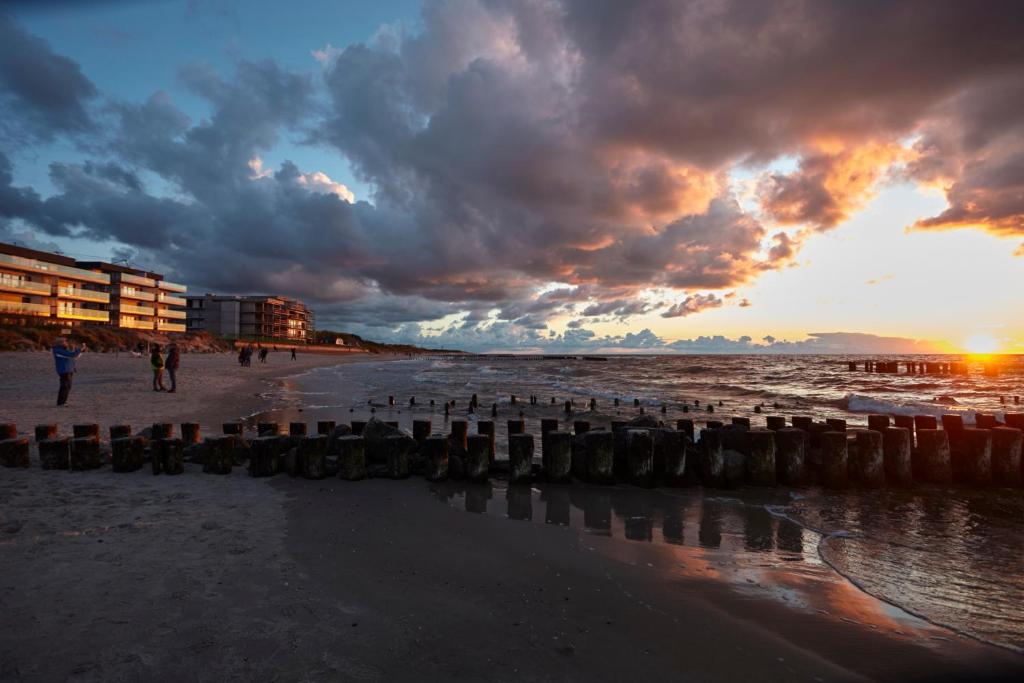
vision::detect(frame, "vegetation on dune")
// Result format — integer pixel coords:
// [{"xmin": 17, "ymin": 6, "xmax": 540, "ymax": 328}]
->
[
  {"xmin": 0, "ymin": 323, "xmax": 233, "ymax": 353},
  {"xmin": 313, "ymin": 330, "xmax": 463, "ymax": 355}
]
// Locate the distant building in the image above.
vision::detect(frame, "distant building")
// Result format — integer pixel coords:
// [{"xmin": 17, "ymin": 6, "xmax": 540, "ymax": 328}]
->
[
  {"xmin": 186, "ymin": 294, "xmax": 315, "ymax": 343},
  {"xmin": 0, "ymin": 242, "xmax": 186, "ymax": 332}
]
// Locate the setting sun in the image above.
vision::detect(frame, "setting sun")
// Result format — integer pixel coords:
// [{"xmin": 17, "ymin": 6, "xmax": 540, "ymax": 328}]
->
[{"xmin": 964, "ymin": 333, "xmax": 1000, "ymax": 355}]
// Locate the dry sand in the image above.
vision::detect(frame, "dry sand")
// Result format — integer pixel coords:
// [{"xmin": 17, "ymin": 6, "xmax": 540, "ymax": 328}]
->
[{"xmin": 0, "ymin": 349, "xmax": 385, "ymax": 436}]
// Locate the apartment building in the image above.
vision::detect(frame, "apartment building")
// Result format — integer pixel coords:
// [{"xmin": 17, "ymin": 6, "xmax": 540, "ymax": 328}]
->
[
  {"xmin": 78, "ymin": 261, "xmax": 188, "ymax": 333},
  {"xmin": 186, "ymin": 294, "xmax": 315, "ymax": 343},
  {"xmin": 0, "ymin": 242, "xmax": 186, "ymax": 332}
]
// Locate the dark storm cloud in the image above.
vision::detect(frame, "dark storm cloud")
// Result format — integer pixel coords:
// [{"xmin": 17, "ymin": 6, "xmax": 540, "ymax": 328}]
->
[
  {"xmin": 2, "ymin": 1, "xmax": 1024, "ymax": 352},
  {"xmin": 0, "ymin": 12, "xmax": 97, "ymax": 142}
]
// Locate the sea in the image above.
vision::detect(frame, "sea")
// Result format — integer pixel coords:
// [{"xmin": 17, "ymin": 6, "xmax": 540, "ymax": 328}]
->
[{"xmin": 255, "ymin": 354, "xmax": 1024, "ymax": 653}]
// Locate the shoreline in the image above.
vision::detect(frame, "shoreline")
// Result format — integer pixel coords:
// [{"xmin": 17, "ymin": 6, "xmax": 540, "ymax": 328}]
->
[
  {"xmin": 0, "ymin": 350, "xmax": 401, "ymax": 435},
  {"xmin": 1, "ymin": 468, "xmax": 1019, "ymax": 680}
]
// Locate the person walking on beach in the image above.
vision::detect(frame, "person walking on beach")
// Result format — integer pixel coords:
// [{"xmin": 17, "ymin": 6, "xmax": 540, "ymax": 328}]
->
[
  {"xmin": 291, "ymin": 347, "xmax": 297, "ymax": 361},
  {"xmin": 52, "ymin": 336, "xmax": 86, "ymax": 406},
  {"xmin": 151, "ymin": 343, "xmax": 166, "ymax": 391},
  {"xmin": 166, "ymin": 342, "xmax": 180, "ymax": 393}
]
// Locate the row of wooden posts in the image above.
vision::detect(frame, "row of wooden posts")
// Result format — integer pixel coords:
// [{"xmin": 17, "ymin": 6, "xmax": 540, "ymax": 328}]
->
[{"xmin": 2, "ymin": 410, "xmax": 1022, "ymax": 490}]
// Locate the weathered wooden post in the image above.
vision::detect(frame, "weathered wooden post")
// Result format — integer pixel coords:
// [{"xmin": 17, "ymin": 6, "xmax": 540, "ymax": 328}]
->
[
  {"xmin": 611, "ymin": 420, "xmax": 629, "ymax": 479},
  {"xmin": 0, "ymin": 437, "xmax": 30, "ymax": 468},
  {"xmin": 350, "ymin": 420, "xmax": 366, "ymax": 436},
  {"xmin": 653, "ymin": 428, "xmax": 686, "ymax": 485},
  {"xmin": 914, "ymin": 429, "xmax": 952, "ymax": 484},
  {"xmin": 69, "ymin": 436, "xmax": 101, "ymax": 471},
  {"xmin": 540, "ymin": 418, "xmax": 559, "ymax": 434},
  {"xmin": 111, "ymin": 436, "xmax": 145, "ymax": 472},
  {"xmin": 746, "ymin": 429, "xmax": 776, "ymax": 486},
  {"xmin": 412, "ymin": 419, "xmax": 432, "ymax": 445},
  {"xmin": 852, "ymin": 430, "xmax": 885, "ymax": 488},
  {"xmin": 820, "ymin": 432, "xmax": 848, "ymax": 489},
  {"xmin": 882, "ymin": 427, "xmax": 913, "ymax": 486},
  {"xmin": 158, "ymin": 438, "xmax": 185, "ymax": 475},
  {"xmin": 955, "ymin": 428, "xmax": 991, "ymax": 485},
  {"xmin": 384, "ymin": 434, "xmax": 410, "ymax": 479},
  {"xmin": 774, "ymin": 428, "xmax": 806, "ymax": 486},
  {"xmin": 698, "ymin": 428, "xmax": 725, "ymax": 487},
  {"xmin": 508, "ymin": 433, "xmax": 534, "ymax": 484},
  {"xmin": 424, "ymin": 434, "xmax": 449, "ymax": 482},
  {"xmin": 289, "ymin": 422, "xmax": 307, "ymax": 437},
  {"xmin": 914, "ymin": 415, "xmax": 937, "ymax": 433},
  {"xmin": 249, "ymin": 436, "xmax": 283, "ymax": 477},
  {"xmin": 825, "ymin": 418, "xmax": 847, "ymax": 432},
  {"xmin": 867, "ymin": 415, "xmax": 890, "ymax": 432},
  {"xmin": 337, "ymin": 435, "xmax": 366, "ymax": 480},
  {"xmin": 299, "ymin": 435, "xmax": 328, "ymax": 479},
  {"xmin": 792, "ymin": 416, "xmax": 813, "ymax": 431},
  {"xmin": 71, "ymin": 424, "xmax": 99, "ymax": 439},
  {"xmin": 35, "ymin": 424, "xmax": 57, "ymax": 443},
  {"xmin": 543, "ymin": 431, "xmax": 572, "ymax": 483},
  {"xmin": 990, "ymin": 427, "xmax": 1022, "ymax": 486},
  {"xmin": 626, "ymin": 429, "xmax": 654, "ymax": 488},
  {"xmin": 732, "ymin": 417, "xmax": 751, "ymax": 429},
  {"xmin": 317, "ymin": 420, "xmax": 336, "ymax": 436},
  {"xmin": 477, "ymin": 420, "xmax": 496, "ymax": 463},
  {"xmin": 388, "ymin": 395, "xmax": 395, "ymax": 406},
  {"xmin": 491, "ymin": 403, "xmax": 498, "ymax": 418},
  {"xmin": 39, "ymin": 437, "xmax": 70, "ymax": 470},
  {"xmin": 181, "ymin": 423, "xmax": 201, "ymax": 445},
  {"xmin": 203, "ymin": 436, "xmax": 234, "ymax": 475},
  {"xmin": 676, "ymin": 419, "xmax": 695, "ymax": 442},
  {"xmin": 0, "ymin": 424, "xmax": 16, "ymax": 440},
  {"xmin": 564, "ymin": 400, "xmax": 572, "ymax": 415},
  {"xmin": 574, "ymin": 421, "xmax": 590, "ymax": 435},
  {"xmin": 151, "ymin": 423, "xmax": 173, "ymax": 440},
  {"xmin": 450, "ymin": 419, "xmax": 469, "ymax": 451},
  {"xmin": 109, "ymin": 425, "xmax": 132, "ymax": 440},
  {"xmin": 258, "ymin": 421, "xmax": 282, "ymax": 438},
  {"xmin": 222, "ymin": 422, "xmax": 243, "ymax": 436},
  {"xmin": 975, "ymin": 414, "xmax": 999, "ymax": 429},
  {"xmin": 765, "ymin": 416, "xmax": 786, "ymax": 431},
  {"xmin": 465, "ymin": 434, "xmax": 490, "ymax": 482},
  {"xmin": 584, "ymin": 430, "xmax": 614, "ymax": 483}
]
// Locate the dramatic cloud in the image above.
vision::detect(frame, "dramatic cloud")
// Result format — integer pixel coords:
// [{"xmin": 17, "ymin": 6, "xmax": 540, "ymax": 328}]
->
[
  {"xmin": 2, "ymin": 1, "xmax": 1024, "ymax": 350},
  {"xmin": 661, "ymin": 293, "xmax": 723, "ymax": 319},
  {"xmin": 0, "ymin": 13, "xmax": 97, "ymax": 142}
]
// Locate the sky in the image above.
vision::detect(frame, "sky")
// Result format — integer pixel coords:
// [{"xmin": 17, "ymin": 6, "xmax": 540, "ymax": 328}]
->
[{"xmin": 1, "ymin": 0, "xmax": 1023, "ymax": 354}]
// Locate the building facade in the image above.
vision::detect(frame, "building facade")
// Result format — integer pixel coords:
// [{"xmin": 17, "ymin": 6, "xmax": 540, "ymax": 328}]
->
[
  {"xmin": 186, "ymin": 294, "xmax": 315, "ymax": 343},
  {"xmin": 0, "ymin": 242, "xmax": 186, "ymax": 332}
]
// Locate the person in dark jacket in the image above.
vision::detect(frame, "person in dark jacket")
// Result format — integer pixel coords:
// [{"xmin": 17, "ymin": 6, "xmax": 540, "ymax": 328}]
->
[
  {"xmin": 166, "ymin": 342, "xmax": 180, "ymax": 393},
  {"xmin": 151, "ymin": 344, "xmax": 166, "ymax": 391},
  {"xmin": 52, "ymin": 337, "xmax": 86, "ymax": 406}
]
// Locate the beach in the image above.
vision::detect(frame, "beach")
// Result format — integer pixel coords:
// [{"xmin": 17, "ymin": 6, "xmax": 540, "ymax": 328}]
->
[
  {"xmin": 2, "ymin": 353, "xmax": 1023, "ymax": 681},
  {"xmin": 0, "ymin": 349, "xmax": 381, "ymax": 434}
]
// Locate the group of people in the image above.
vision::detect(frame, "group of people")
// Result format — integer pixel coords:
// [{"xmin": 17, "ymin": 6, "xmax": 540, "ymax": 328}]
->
[
  {"xmin": 237, "ymin": 343, "xmax": 297, "ymax": 367},
  {"xmin": 149, "ymin": 342, "xmax": 180, "ymax": 392},
  {"xmin": 51, "ymin": 336, "xmax": 180, "ymax": 405}
]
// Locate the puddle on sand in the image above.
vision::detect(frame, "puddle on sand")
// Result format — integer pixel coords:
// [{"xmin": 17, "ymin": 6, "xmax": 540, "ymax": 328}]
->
[{"xmin": 428, "ymin": 480, "xmax": 1012, "ymax": 650}]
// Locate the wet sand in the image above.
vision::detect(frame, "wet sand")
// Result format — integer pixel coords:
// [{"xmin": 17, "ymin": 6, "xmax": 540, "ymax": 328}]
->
[
  {"xmin": 1, "ymin": 466, "xmax": 1020, "ymax": 681},
  {"xmin": 0, "ymin": 350, "xmax": 388, "ymax": 435}
]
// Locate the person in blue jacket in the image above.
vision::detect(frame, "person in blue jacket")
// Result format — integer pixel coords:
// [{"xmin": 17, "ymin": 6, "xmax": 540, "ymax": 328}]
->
[{"xmin": 52, "ymin": 336, "xmax": 87, "ymax": 406}]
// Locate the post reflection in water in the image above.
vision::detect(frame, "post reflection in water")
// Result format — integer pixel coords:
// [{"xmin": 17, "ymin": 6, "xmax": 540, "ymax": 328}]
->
[
  {"xmin": 464, "ymin": 482, "xmax": 492, "ymax": 514},
  {"xmin": 506, "ymin": 485, "xmax": 533, "ymax": 521},
  {"xmin": 661, "ymin": 503, "xmax": 684, "ymax": 545},
  {"xmin": 743, "ymin": 506, "xmax": 775, "ymax": 552},
  {"xmin": 775, "ymin": 518, "xmax": 803, "ymax": 554},
  {"xmin": 541, "ymin": 486, "xmax": 571, "ymax": 526},
  {"xmin": 698, "ymin": 499, "xmax": 723, "ymax": 549}
]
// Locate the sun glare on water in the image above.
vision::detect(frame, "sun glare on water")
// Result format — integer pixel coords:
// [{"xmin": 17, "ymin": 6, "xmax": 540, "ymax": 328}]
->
[{"xmin": 964, "ymin": 333, "xmax": 1000, "ymax": 355}]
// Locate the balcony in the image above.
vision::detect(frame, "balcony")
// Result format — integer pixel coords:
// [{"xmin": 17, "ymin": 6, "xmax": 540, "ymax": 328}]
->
[
  {"xmin": 157, "ymin": 293, "xmax": 187, "ymax": 306},
  {"xmin": 118, "ymin": 303, "xmax": 155, "ymax": 316},
  {"xmin": 158, "ymin": 308, "xmax": 187, "ymax": 319},
  {"xmin": 119, "ymin": 286, "xmax": 156, "ymax": 302},
  {"xmin": 157, "ymin": 279, "xmax": 187, "ymax": 293},
  {"xmin": 157, "ymin": 321, "xmax": 186, "ymax": 333},
  {"xmin": 56, "ymin": 306, "xmax": 109, "ymax": 323},
  {"xmin": 0, "ymin": 252, "xmax": 109, "ymax": 284},
  {"xmin": 0, "ymin": 300, "xmax": 51, "ymax": 317},
  {"xmin": 0, "ymin": 278, "xmax": 51, "ymax": 296},
  {"xmin": 119, "ymin": 317, "xmax": 154, "ymax": 330},
  {"xmin": 119, "ymin": 272, "xmax": 156, "ymax": 287},
  {"xmin": 57, "ymin": 286, "xmax": 110, "ymax": 304}
]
